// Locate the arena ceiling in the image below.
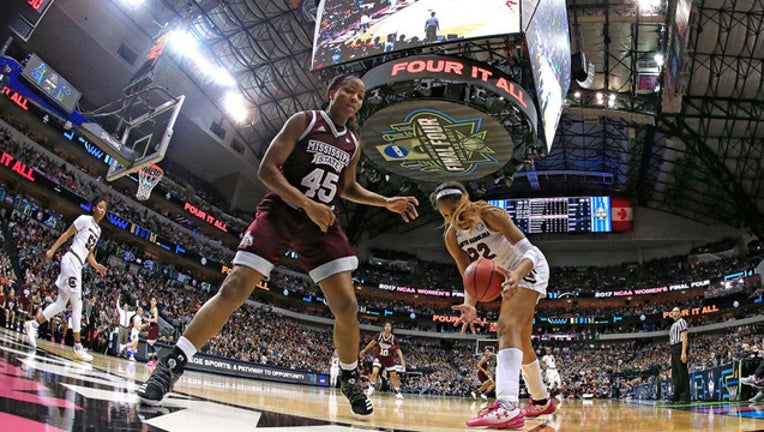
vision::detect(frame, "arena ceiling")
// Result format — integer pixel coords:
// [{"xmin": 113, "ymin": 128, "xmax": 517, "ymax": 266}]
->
[{"xmin": 14, "ymin": 0, "xmax": 764, "ymax": 242}]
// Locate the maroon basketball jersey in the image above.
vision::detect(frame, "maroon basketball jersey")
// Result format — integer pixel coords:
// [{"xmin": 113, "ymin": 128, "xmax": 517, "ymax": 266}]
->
[
  {"xmin": 263, "ymin": 110, "xmax": 359, "ymax": 211},
  {"xmin": 374, "ymin": 332, "xmax": 399, "ymax": 359}
]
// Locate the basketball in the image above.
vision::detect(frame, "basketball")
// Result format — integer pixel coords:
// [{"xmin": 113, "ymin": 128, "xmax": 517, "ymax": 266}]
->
[{"xmin": 463, "ymin": 258, "xmax": 505, "ymax": 302}]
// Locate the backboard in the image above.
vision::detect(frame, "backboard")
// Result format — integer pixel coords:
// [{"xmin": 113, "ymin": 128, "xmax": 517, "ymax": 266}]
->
[{"xmin": 76, "ymin": 89, "xmax": 185, "ymax": 181}]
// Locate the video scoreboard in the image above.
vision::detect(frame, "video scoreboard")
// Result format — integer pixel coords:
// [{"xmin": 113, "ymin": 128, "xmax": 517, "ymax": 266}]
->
[{"xmin": 488, "ymin": 196, "xmax": 612, "ymax": 234}]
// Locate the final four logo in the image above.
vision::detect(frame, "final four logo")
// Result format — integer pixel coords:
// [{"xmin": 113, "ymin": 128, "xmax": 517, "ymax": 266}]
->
[{"xmin": 376, "ymin": 109, "xmax": 500, "ymax": 177}]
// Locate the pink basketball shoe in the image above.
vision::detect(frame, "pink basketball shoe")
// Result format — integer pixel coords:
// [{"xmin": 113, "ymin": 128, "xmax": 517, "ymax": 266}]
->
[
  {"xmin": 466, "ymin": 400, "xmax": 525, "ymax": 429},
  {"xmin": 522, "ymin": 398, "xmax": 557, "ymax": 418}
]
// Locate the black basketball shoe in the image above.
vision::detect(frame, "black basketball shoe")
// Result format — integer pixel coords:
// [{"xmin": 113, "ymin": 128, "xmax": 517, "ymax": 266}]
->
[
  {"xmin": 340, "ymin": 368, "xmax": 374, "ymax": 418},
  {"xmin": 137, "ymin": 349, "xmax": 187, "ymax": 406}
]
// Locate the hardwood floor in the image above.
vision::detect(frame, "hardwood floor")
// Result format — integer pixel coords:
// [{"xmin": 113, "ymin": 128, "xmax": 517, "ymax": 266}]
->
[{"xmin": 1, "ymin": 328, "xmax": 762, "ymax": 431}]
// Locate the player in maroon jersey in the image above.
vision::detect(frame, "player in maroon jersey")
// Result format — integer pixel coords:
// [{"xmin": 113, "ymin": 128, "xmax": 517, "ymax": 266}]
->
[
  {"xmin": 360, "ymin": 322, "xmax": 406, "ymax": 399},
  {"xmin": 145, "ymin": 297, "xmax": 160, "ymax": 367},
  {"xmin": 472, "ymin": 347, "xmax": 495, "ymax": 401},
  {"xmin": 138, "ymin": 74, "xmax": 419, "ymax": 418}
]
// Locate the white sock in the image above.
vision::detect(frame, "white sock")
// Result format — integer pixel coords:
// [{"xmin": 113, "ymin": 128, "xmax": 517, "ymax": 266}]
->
[
  {"xmin": 522, "ymin": 360, "xmax": 549, "ymax": 401},
  {"xmin": 176, "ymin": 336, "xmax": 198, "ymax": 359},
  {"xmin": 74, "ymin": 343, "xmax": 83, "ymax": 350},
  {"xmin": 496, "ymin": 348, "xmax": 523, "ymax": 404},
  {"xmin": 339, "ymin": 360, "xmax": 358, "ymax": 371}
]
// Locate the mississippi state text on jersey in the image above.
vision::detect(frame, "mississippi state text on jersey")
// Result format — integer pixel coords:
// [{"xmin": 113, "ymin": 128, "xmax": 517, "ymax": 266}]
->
[{"xmin": 263, "ymin": 110, "xmax": 359, "ymax": 210}]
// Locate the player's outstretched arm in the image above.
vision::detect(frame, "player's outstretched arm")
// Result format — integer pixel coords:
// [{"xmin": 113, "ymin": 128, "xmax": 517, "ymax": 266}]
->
[
  {"xmin": 360, "ymin": 339, "xmax": 376, "ymax": 356},
  {"xmin": 46, "ymin": 225, "xmax": 77, "ymax": 261}
]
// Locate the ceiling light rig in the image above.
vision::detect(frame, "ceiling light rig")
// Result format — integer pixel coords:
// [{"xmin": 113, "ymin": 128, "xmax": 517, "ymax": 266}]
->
[{"xmin": 167, "ymin": 29, "xmax": 247, "ymax": 123}]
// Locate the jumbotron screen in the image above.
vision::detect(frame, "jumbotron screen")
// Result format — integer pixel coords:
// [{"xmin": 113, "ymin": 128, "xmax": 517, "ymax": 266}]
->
[
  {"xmin": 488, "ymin": 196, "xmax": 612, "ymax": 234},
  {"xmin": 312, "ymin": 0, "xmax": 521, "ymax": 69}
]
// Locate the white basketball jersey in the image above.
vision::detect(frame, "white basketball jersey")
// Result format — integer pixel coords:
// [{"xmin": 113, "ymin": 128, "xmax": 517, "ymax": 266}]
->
[
  {"xmin": 452, "ymin": 217, "xmax": 520, "ymax": 270},
  {"xmin": 131, "ymin": 314, "xmax": 142, "ymax": 338},
  {"xmin": 331, "ymin": 357, "xmax": 339, "ymax": 369},
  {"xmin": 542, "ymin": 354, "xmax": 557, "ymax": 369},
  {"xmin": 70, "ymin": 215, "xmax": 101, "ymax": 260}
]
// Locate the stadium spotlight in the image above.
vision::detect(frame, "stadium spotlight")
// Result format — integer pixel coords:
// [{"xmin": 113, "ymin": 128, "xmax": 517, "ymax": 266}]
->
[
  {"xmin": 223, "ymin": 91, "xmax": 248, "ymax": 123},
  {"xmin": 189, "ymin": 56, "xmax": 235, "ymax": 88},
  {"xmin": 168, "ymin": 30, "xmax": 199, "ymax": 57},
  {"xmin": 654, "ymin": 52, "xmax": 665, "ymax": 67},
  {"xmin": 122, "ymin": 0, "xmax": 146, "ymax": 7},
  {"xmin": 212, "ymin": 68, "xmax": 236, "ymax": 88}
]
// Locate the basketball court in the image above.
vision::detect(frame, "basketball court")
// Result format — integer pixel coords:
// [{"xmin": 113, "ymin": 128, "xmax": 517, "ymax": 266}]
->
[{"xmin": 2, "ymin": 329, "xmax": 762, "ymax": 432}]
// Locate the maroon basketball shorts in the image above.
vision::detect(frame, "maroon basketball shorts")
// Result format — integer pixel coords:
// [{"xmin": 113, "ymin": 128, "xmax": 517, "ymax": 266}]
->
[
  {"xmin": 373, "ymin": 356, "xmax": 397, "ymax": 372},
  {"xmin": 147, "ymin": 323, "xmax": 159, "ymax": 340},
  {"xmin": 233, "ymin": 199, "xmax": 358, "ymax": 283},
  {"xmin": 478, "ymin": 370, "xmax": 492, "ymax": 383}
]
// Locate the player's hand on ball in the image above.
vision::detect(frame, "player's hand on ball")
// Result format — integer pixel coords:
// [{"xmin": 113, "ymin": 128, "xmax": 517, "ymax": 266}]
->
[
  {"xmin": 452, "ymin": 302, "xmax": 478, "ymax": 334},
  {"xmin": 501, "ymin": 268, "xmax": 520, "ymax": 291},
  {"xmin": 385, "ymin": 196, "xmax": 419, "ymax": 222},
  {"xmin": 303, "ymin": 201, "xmax": 336, "ymax": 232}
]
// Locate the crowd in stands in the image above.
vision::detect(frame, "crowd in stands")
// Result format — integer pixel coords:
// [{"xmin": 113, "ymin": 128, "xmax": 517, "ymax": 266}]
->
[
  {"xmin": 355, "ymin": 247, "xmax": 763, "ymax": 301},
  {"xmin": 156, "ymin": 159, "xmax": 249, "ymax": 235},
  {"xmin": 3, "ymin": 175, "xmax": 761, "ymax": 341},
  {"xmin": 0, "ymin": 154, "xmax": 762, "ymax": 400}
]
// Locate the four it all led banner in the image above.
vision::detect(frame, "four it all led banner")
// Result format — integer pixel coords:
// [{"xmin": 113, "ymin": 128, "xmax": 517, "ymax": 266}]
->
[{"xmin": 360, "ymin": 55, "xmax": 537, "ymax": 182}]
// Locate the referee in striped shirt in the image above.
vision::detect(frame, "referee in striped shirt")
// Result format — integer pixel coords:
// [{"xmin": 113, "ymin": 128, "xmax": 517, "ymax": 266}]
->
[{"xmin": 669, "ymin": 307, "xmax": 690, "ymax": 403}]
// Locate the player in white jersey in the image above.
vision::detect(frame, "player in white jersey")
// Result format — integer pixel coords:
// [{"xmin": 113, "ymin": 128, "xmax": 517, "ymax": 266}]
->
[
  {"xmin": 431, "ymin": 182, "xmax": 556, "ymax": 429},
  {"xmin": 330, "ymin": 349, "xmax": 340, "ymax": 387},
  {"xmin": 25, "ymin": 198, "xmax": 108, "ymax": 362},
  {"xmin": 127, "ymin": 307, "xmax": 146, "ymax": 361},
  {"xmin": 542, "ymin": 347, "xmax": 562, "ymax": 401}
]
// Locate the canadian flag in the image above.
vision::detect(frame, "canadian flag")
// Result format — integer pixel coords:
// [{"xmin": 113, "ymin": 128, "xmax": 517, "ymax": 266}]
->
[{"xmin": 612, "ymin": 197, "xmax": 633, "ymax": 232}]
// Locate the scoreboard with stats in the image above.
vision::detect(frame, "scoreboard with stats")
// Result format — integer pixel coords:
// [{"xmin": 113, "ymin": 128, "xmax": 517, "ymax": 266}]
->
[{"xmin": 488, "ymin": 196, "xmax": 613, "ymax": 234}]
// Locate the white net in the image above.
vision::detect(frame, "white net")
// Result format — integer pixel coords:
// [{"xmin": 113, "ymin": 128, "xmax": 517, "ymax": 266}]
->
[{"xmin": 135, "ymin": 164, "xmax": 164, "ymax": 201}]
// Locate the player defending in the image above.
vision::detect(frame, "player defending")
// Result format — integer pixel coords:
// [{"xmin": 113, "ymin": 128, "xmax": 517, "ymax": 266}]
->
[
  {"xmin": 360, "ymin": 322, "xmax": 406, "ymax": 400},
  {"xmin": 472, "ymin": 347, "xmax": 495, "ymax": 401},
  {"xmin": 145, "ymin": 297, "xmax": 160, "ymax": 367},
  {"xmin": 25, "ymin": 198, "xmax": 108, "ymax": 361},
  {"xmin": 542, "ymin": 347, "xmax": 563, "ymax": 402},
  {"xmin": 431, "ymin": 181, "xmax": 556, "ymax": 429},
  {"xmin": 137, "ymin": 74, "xmax": 419, "ymax": 418}
]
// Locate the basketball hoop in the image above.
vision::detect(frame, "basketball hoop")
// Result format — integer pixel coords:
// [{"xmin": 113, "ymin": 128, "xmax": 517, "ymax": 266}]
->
[{"xmin": 135, "ymin": 164, "xmax": 164, "ymax": 201}]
